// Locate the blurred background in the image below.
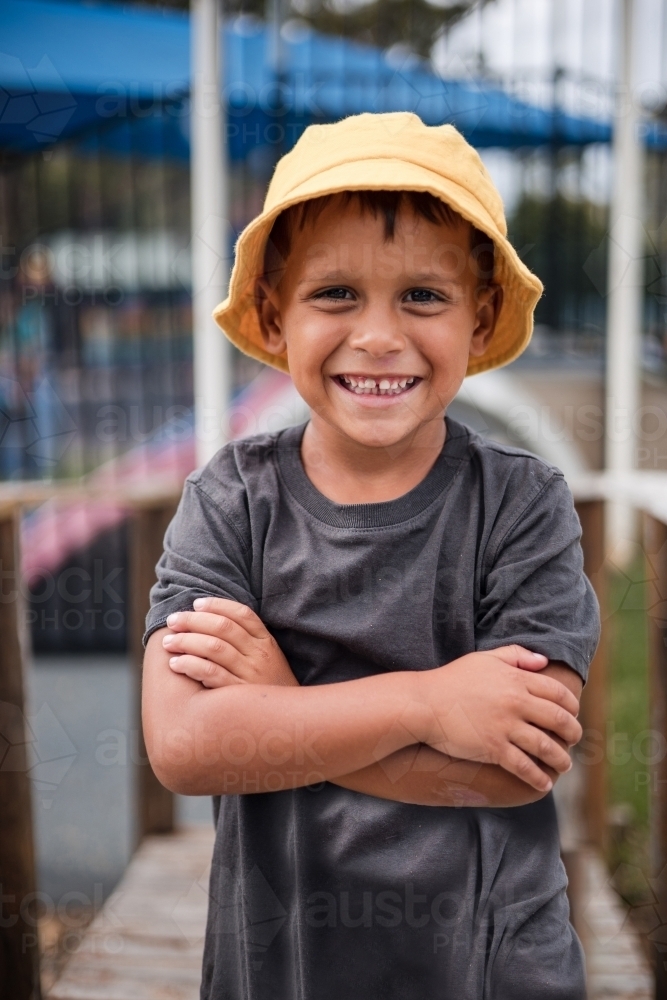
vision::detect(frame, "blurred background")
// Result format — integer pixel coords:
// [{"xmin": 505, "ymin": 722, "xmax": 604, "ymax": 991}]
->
[{"xmin": 2, "ymin": 0, "xmax": 667, "ymax": 996}]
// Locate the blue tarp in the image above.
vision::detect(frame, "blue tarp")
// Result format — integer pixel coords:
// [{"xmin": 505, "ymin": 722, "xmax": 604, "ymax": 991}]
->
[{"xmin": 0, "ymin": 0, "xmax": 656, "ymax": 159}]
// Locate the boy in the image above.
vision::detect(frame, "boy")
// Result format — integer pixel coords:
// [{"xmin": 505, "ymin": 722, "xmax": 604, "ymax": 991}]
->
[{"xmin": 142, "ymin": 112, "xmax": 599, "ymax": 999}]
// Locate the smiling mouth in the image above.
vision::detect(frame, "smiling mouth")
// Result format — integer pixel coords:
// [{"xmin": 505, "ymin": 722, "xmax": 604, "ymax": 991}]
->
[{"xmin": 335, "ymin": 375, "xmax": 421, "ymax": 396}]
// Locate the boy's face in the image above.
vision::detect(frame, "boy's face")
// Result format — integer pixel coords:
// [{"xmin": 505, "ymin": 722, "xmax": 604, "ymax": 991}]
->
[{"xmin": 257, "ymin": 196, "xmax": 501, "ymax": 452}]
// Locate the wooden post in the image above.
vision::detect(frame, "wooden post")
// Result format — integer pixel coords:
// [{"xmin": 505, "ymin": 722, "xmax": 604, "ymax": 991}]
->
[
  {"xmin": 0, "ymin": 506, "xmax": 42, "ymax": 1000},
  {"xmin": 644, "ymin": 515, "xmax": 667, "ymax": 996},
  {"xmin": 129, "ymin": 500, "xmax": 179, "ymax": 844},
  {"xmin": 575, "ymin": 499, "xmax": 608, "ymax": 852}
]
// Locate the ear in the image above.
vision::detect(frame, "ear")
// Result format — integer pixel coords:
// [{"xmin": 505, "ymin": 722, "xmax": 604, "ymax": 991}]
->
[
  {"xmin": 469, "ymin": 283, "xmax": 503, "ymax": 359},
  {"xmin": 255, "ymin": 277, "xmax": 287, "ymax": 357}
]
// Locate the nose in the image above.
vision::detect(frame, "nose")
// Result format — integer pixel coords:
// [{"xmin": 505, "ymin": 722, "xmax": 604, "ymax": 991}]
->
[{"xmin": 346, "ymin": 305, "xmax": 406, "ymax": 358}]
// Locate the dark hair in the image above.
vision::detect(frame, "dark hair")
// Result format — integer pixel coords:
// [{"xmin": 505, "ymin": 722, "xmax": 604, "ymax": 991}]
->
[{"xmin": 262, "ymin": 189, "xmax": 495, "ymax": 286}]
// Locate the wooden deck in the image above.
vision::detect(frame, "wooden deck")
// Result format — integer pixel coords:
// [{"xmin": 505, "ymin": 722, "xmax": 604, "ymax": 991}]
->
[
  {"xmin": 579, "ymin": 849, "xmax": 653, "ymax": 1000},
  {"xmin": 45, "ymin": 825, "xmax": 654, "ymax": 1000},
  {"xmin": 46, "ymin": 827, "xmax": 214, "ymax": 1000}
]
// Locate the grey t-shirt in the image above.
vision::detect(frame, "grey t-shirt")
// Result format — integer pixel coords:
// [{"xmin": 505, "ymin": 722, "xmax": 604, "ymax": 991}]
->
[{"xmin": 144, "ymin": 417, "xmax": 599, "ymax": 1000}]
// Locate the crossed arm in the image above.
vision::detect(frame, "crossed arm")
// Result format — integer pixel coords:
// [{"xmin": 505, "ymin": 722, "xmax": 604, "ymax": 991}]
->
[{"xmin": 142, "ymin": 598, "xmax": 583, "ymax": 809}]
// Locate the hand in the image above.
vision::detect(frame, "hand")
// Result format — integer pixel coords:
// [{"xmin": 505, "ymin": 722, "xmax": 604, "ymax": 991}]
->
[
  {"xmin": 162, "ymin": 597, "xmax": 299, "ymax": 688},
  {"xmin": 411, "ymin": 645, "xmax": 582, "ymax": 793}
]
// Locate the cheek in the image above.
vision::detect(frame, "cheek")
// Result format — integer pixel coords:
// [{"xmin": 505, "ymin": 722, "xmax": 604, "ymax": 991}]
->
[
  {"xmin": 282, "ymin": 314, "xmax": 338, "ymax": 397},
  {"xmin": 415, "ymin": 314, "xmax": 473, "ymax": 372},
  {"xmin": 284, "ymin": 308, "xmax": 344, "ymax": 368}
]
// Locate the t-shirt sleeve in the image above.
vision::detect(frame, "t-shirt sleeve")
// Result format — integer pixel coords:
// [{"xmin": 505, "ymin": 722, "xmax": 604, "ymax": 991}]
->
[
  {"xmin": 142, "ymin": 473, "xmax": 254, "ymax": 648},
  {"xmin": 475, "ymin": 472, "xmax": 600, "ymax": 683}
]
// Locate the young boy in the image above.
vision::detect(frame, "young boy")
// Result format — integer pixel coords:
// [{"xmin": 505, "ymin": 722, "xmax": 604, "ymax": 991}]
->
[{"xmin": 142, "ymin": 112, "xmax": 599, "ymax": 999}]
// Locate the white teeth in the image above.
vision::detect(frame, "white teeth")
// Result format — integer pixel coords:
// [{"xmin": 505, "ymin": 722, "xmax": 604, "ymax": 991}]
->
[{"xmin": 338, "ymin": 375, "xmax": 418, "ymax": 395}]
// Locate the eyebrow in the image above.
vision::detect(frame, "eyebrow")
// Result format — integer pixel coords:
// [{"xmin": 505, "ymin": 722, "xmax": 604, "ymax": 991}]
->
[
  {"xmin": 407, "ymin": 272, "xmax": 464, "ymax": 287},
  {"xmin": 298, "ymin": 271, "xmax": 465, "ymax": 288}
]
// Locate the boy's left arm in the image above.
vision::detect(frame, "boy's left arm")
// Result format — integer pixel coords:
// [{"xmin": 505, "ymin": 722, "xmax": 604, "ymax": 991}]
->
[{"xmin": 333, "ymin": 661, "xmax": 581, "ymax": 807}]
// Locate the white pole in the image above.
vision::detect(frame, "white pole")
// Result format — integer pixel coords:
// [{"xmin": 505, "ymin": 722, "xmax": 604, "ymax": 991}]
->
[
  {"xmin": 605, "ymin": 0, "xmax": 644, "ymax": 559},
  {"xmin": 190, "ymin": 0, "xmax": 231, "ymax": 467}
]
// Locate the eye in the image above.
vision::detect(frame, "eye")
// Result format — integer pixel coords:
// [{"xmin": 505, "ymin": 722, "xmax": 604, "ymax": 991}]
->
[
  {"xmin": 312, "ymin": 287, "xmax": 354, "ymax": 301},
  {"xmin": 404, "ymin": 288, "xmax": 444, "ymax": 304}
]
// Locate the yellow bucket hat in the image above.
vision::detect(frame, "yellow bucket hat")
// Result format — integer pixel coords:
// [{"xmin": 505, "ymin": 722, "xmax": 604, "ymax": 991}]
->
[{"xmin": 213, "ymin": 111, "xmax": 543, "ymax": 376}]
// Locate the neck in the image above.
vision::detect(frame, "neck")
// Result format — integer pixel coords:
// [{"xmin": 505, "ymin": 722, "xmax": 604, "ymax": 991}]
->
[{"xmin": 301, "ymin": 415, "xmax": 447, "ymax": 504}]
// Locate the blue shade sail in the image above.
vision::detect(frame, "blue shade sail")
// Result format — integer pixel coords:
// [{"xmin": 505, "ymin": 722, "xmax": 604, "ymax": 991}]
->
[{"xmin": 0, "ymin": 0, "xmax": 642, "ymax": 160}]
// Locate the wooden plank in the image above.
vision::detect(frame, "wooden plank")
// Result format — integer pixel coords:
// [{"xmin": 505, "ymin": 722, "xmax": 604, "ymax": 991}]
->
[
  {"xmin": 0, "ymin": 481, "xmax": 183, "ymax": 507},
  {"xmin": 47, "ymin": 829, "xmax": 655, "ymax": 1000},
  {"xmin": 575, "ymin": 499, "xmax": 608, "ymax": 852},
  {"xmin": 0, "ymin": 510, "xmax": 42, "ymax": 1000},
  {"xmin": 47, "ymin": 828, "xmax": 214, "ymax": 1000},
  {"xmin": 129, "ymin": 502, "xmax": 179, "ymax": 842},
  {"xmin": 580, "ymin": 848, "xmax": 653, "ymax": 1000},
  {"xmin": 644, "ymin": 515, "xmax": 667, "ymax": 998}
]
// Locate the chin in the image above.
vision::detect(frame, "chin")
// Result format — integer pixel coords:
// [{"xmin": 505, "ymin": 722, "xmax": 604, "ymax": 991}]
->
[{"xmin": 340, "ymin": 418, "xmax": 420, "ymax": 450}]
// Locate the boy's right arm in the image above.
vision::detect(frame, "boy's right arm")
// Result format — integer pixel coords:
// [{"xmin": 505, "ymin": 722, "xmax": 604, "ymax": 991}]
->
[
  {"xmin": 143, "ymin": 626, "xmax": 429, "ymax": 795},
  {"xmin": 142, "ymin": 628, "xmax": 581, "ymax": 797}
]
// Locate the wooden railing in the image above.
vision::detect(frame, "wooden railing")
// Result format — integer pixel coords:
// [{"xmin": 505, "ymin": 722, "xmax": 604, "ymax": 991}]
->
[
  {"xmin": 0, "ymin": 483, "xmax": 181, "ymax": 1000},
  {"xmin": 569, "ymin": 472, "xmax": 667, "ymax": 995},
  {"xmin": 2, "ymin": 472, "xmax": 667, "ymax": 998}
]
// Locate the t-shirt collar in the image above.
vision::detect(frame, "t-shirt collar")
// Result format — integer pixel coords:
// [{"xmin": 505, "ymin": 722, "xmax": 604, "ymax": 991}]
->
[{"xmin": 276, "ymin": 416, "xmax": 470, "ymax": 529}]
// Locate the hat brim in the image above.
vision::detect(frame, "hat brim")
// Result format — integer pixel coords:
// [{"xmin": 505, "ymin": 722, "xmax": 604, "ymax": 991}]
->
[{"xmin": 213, "ymin": 157, "xmax": 543, "ymax": 377}]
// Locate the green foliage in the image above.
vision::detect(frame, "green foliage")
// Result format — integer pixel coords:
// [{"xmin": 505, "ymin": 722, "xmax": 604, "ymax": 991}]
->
[
  {"xmin": 606, "ymin": 562, "xmax": 651, "ymax": 907},
  {"xmin": 607, "ymin": 564, "xmax": 650, "ymax": 824}
]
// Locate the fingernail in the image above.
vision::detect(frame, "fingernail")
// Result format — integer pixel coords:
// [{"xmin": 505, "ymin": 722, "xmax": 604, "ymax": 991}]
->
[
  {"xmin": 166, "ymin": 613, "xmax": 179, "ymax": 625},
  {"xmin": 163, "ymin": 634, "xmax": 174, "ymax": 645},
  {"xmin": 193, "ymin": 598, "xmax": 206, "ymax": 609},
  {"xmin": 544, "ymin": 778, "xmax": 553, "ymax": 791},
  {"xmin": 169, "ymin": 656, "xmax": 179, "ymax": 666}
]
